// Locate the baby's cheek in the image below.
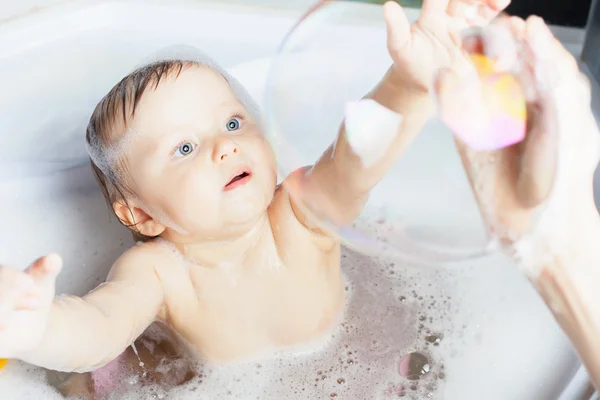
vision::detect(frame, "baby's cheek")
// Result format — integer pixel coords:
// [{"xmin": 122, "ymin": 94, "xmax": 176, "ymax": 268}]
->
[
  {"xmin": 249, "ymin": 139, "xmax": 277, "ymax": 180},
  {"xmin": 258, "ymin": 137, "xmax": 277, "ymax": 164},
  {"xmin": 168, "ymin": 176, "xmax": 219, "ymax": 225}
]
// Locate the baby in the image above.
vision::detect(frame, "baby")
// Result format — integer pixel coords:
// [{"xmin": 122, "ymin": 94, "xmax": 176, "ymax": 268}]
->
[{"xmin": 0, "ymin": 0, "xmax": 507, "ymax": 395}]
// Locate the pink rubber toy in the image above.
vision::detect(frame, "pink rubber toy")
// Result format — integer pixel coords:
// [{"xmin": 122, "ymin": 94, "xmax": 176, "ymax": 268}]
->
[{"xmin": 440, "ymin": 53, "xmax": 527, "ymax": 151}]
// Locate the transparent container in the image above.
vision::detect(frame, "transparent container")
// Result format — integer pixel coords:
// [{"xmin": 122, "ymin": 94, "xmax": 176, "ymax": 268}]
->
[{"xmin": 264, "ymin": 0, "xmax": 540, "ymax": 265}]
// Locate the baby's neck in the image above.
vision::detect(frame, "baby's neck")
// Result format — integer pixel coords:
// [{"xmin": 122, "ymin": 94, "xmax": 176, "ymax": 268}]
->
[{"xmin": 169, "ymin": 214, "xmax": 270, "ymax": 267}]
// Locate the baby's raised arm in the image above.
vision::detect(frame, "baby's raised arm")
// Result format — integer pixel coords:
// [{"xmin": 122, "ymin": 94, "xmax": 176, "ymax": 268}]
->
[
  {"xmin": 283, "ymin": 0, "xmax": 506, "ymax": 227},
  {"xmin": 0, "ymin": 245, "xmax": 164, "ymax": 373},
  {"xmin": 286, "ymin": 68, "xmax": 432, "ymax": 227}
]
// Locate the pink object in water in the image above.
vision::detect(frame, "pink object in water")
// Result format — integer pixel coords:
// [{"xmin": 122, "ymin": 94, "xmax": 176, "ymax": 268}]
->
[{"xmin": 91, "ymin": 351, "xmax": 128, "ymax": 395}]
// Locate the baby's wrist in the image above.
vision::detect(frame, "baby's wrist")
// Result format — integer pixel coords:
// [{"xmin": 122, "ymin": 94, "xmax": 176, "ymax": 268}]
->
[
  {"xmin": 371, "ymin": 67, "xmax": 433, "ymax": 119},
  {"xmin": 386, "ymin": 66, "xmax": 429, "ymax": 96}
]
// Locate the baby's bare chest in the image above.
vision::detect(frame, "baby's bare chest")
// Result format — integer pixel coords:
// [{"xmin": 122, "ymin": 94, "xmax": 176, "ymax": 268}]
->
[{"xmin": 159, "ymin": 246, "xmax": 344, "ymax": 361}]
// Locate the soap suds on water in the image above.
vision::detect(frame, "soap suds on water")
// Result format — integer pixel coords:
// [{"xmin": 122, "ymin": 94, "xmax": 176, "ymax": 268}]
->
[{"xmin": 69, "ymin": 240, "xmax": 454, "ymax": 400}]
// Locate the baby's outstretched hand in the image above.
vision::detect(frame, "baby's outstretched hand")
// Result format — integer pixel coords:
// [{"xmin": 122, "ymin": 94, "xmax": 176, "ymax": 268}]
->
[
  {"xmin": 384, "ymin": 0, "xmax": 509, "ymax": 93},
  {"xmin": 0, "ymin": 254, "xmax": 62, "ymax": 358}
]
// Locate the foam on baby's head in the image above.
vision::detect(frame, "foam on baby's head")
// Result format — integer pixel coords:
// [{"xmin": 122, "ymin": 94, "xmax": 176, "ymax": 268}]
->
[
  {"xmin": 85, "ymin": 45, "xmax": 261, "ymax": 240},
  {"xmin": 137, "ymin": 45, "xmax": 262, "ymax": 123}
]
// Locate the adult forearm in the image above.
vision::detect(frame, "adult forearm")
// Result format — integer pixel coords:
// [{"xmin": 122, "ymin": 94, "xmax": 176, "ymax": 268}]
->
[{"xmin": 532, "ymin": 218, "xmax": 600, "ymax": 390}]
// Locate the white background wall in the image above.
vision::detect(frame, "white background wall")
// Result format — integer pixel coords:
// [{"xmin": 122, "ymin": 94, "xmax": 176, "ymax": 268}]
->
[
  {"xmin": 0, "ymin": 0, "xmax": 320, "ymax": 22},
  {"xmin": 0, "ymin": 0, "xmax": 62, "ymax": 21}
]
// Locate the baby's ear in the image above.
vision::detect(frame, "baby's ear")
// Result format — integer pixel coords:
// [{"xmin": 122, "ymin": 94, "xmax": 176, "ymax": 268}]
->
[{"xmin": 113, "ymin": 200, "xmax": 166, "ymax": 237}]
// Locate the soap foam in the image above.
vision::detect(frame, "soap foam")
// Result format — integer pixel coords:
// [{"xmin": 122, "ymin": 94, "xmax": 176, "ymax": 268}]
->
[
  {"xmin": 344, "ymin": 99, "xmax": 404, "ymax": 168},
  {"xmin": 0, "ymin": 211, "xmax": 458, "ymax": 399},
  {"xmin": 63, "ymin": 239, "xmax": 453, "ymax": 400},
  {"xmin": 1, "ymin": 361, "xmax": 63, "ymax": 400}
]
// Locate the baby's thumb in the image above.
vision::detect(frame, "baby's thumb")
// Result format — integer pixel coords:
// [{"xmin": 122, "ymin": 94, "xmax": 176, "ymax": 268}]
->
[
  {"xmin": 384, "ymin": 1, "xmax": 411, "ymax": 55},
  {"xmin": 25, "ymin": 254, "xmax": 63, "ymax": 287}
]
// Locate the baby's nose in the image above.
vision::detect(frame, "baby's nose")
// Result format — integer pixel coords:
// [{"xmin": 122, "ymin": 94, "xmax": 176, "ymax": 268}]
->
[{"xmin": 212, "ymin": 137, "xmax": 239, "ymax": 163}]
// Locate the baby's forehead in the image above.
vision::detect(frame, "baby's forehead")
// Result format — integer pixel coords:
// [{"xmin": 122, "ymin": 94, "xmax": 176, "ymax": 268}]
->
[
  {"xmin": 142, "ymin": 66, "xmax": 237, "ymax": 108},
  {"xmin": 131, "ymin": 66, "xmax": 243, "ymax": 130}
]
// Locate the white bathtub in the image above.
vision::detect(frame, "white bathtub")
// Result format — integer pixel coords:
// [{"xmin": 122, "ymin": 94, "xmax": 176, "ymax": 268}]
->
[{"xmin": 0, "ymin": 1, "xmax": 594, "ymax": 399}]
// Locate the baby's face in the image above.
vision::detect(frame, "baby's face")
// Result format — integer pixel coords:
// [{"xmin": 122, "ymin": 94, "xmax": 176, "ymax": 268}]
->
[{"xmin": 123, "ymin": 66, "xmax": 277, "ymax": 238}]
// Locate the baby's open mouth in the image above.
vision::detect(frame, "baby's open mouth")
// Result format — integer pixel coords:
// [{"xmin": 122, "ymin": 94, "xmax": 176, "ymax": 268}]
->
[{"xmin": 224, "ymin": 170, "xmax": 252, "ymax": 191}]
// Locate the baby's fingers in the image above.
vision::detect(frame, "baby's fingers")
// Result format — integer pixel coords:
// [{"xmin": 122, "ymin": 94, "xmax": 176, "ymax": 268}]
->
[
  {"xmin": 0, "ymin": 267, "xmax": 40, "ymax": 318},
  {"xmin": 423, "ymin": 0, "xmax": 451, "ymax": 13},
  {"xmin": 13, "ymin": 294, "xmax": 41, "ymax": 311},
  {"xmin": 447, "ymin": 0, "xmax": 510, "ymax": 27},
  {"xmin": 25, "ymin": 254, "xmax": 62, "ymax": 287}
]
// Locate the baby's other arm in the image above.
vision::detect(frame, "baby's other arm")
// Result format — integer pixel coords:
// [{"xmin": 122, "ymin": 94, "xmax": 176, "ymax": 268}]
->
[
  {"xmin": 283, "ymin": 0, "xmax": 506, "ymax": 227},
  {"xmin": 0, "ymin": 244, "xmax": 165, "ymax": 372},
  {"xmin": 284, "ymin": 68, "xmax": 432, "ymax": 228}
]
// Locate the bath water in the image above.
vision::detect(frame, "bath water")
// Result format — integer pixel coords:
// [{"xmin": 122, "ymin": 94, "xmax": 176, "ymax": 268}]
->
[{"xmin": 0, "ymin": 162, "xmax": 579, "ymax": 399}]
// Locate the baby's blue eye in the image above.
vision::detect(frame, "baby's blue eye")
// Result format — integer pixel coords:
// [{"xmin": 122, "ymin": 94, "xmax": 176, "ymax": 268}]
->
[
  {"xmin": 226, "ymin": 117, "xmax": 241, "ymax": 131},
  {"xmin": 174, "ymin": 142, "xmax": 195, "ymax": 158}
]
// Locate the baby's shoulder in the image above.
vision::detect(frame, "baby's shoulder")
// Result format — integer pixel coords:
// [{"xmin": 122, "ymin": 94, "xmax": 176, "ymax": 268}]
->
[
  {"xmin": 124, "ymin": 239, "xmax": 176, "ymax": 261},
  {"xmin": 107, "ymin": 239, "xmax": 179, "ymax": 280},
  {"xmin": 269, "ymin": 174, "xmax": 338, "ymax": 254}
]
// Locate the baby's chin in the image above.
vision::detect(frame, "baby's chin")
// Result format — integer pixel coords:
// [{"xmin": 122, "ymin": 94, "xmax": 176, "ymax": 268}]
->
[
  {"xmin": 163, "ymin": 180, "xmax": 275, "ymax": 241},
  {"xmin": 222, "ymin": 186, "xmax": 275, "ymax": 218},
  {"xmin": 168, "ymin": 206, "xmax": 270, "ymax": 241},
  {"xmin": 220, "ymin": 200, "xmax": 271, "ymax": 231}
]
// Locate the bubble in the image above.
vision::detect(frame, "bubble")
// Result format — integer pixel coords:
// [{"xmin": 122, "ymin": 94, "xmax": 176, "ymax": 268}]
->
[
  {"xmin": 261, "ymin": 0, "xmax": 553, "ymax": 266},
  {"xmin": 398, "ymin": 352, "xmax": 431, "ymax": 381},
  {"xmin": 425, "ymin": 334, "xmax": 443, "ymax": 346}
]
